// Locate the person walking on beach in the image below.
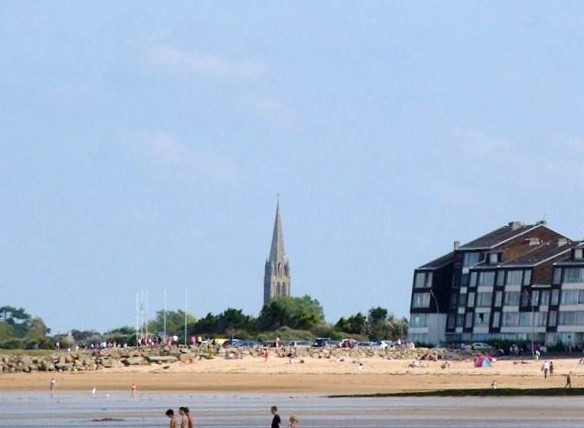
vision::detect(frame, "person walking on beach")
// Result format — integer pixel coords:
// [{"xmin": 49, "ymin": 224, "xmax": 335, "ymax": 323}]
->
[
  {"xmin": 565, "ymin": 372, "xmax": 573, "ymax": 389},
  {"xmin": 270, "ymin": 406, "xmax": 281, "ymax": 428},
  {"xmin": 179, "ymin": 407, "xmax": 193, "ymax": 428},
  {"xmin": 288, "ymin": 415, "xmax": 299, "ymax": 428},
  {"xmin": 166, "ymin": 409, "xmax": 177, "ymax": 428},
  {"xmin": 541, "ymin": 360, "xmax": 550, "ymax": 379},
  {"xmin": 549, "ymin": 361, "xmax": 554, "ymax": 377},
  {"xmin": 49, "ymin": 378, "xmax": 56, "ymax": 397}
]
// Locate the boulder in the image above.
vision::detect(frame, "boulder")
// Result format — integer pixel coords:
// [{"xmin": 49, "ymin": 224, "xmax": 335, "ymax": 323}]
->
[
  {"xmin": 146, "ymin": 356, "xmax": 178, "ymax": 364},
  {"xmin": 121, "ymin": 357, "xmax": 144, "ymax": 366}
]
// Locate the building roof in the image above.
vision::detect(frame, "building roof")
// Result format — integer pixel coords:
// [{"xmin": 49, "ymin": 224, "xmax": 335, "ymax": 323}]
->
[
  {"xmin": 484, "ymin": 240, "xmax": 573, "ymax": 268},
  {"xmin": 458, "ymin": 221, "xmax": 542, "ymax": 250},
  {"xmin": 418, "ymin": 251, "xmax": 454, "ymax": 270},
  {"xmin": 554, "ymin": 242, "xmax": 584, "ymax": 266}
]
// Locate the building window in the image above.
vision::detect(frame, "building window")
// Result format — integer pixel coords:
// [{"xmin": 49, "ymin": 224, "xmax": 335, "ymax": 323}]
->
[
  {"xmin": 496, "ymin": 271, "xmax": 505, "ymax": 286},
  {"xmin": 467, "ymin": 292, "xmax": 476, "ymax": 308},
  {"xmin": 492, "ymin": 312, "xmax": 501, "ymax": 328},
  {"xmin": 519, "ymin": 312, "xmax": 533, "ymax": 327},
  {"xmin": 414, "ymin": 272, "xmax": 433, "ymax": 288},
  {"xmin": 520, "ymin": 292, "xmax": 531, "ymax": 308},
  {"xmin": 531, "ymin": 290, "xmax": 540, "ymax": 306},
  {"xmin": 469, "ymin": 272, "xmax": 478, "ymax": 287},
  {"xmin": 553, "ymin": 268, "xmax": 562, "ymax": 285},
  {"xmin": 478, "ymin": 271, "xmax": 495, "ymax": 287},
  {"xmin": 475, "ymin": 312, "xmax": 490, "ymax": 327},
  {"xmin": 502, "ymin": 313, "xmax": 519, "ymax": 327},
  {"xmin": 535, "ymin": 312, "xmax": 547, "ymax": 327},
  {"xmin": 548, "ymin": 310, "xmax": 557, "ymax": 327},
  {"xmin": 494, "ymin": 291, "xmax": 503, "ymax": 307},
  {"xmin": 456, "ymin": 314, "xmax": 464, "ymax": 328},
  {"xmin": 504, "ymin": 291, "xmax": 520, "ymax": 306},
  {"xmin": 564, "ymin": 268, "xmax": 584, "ymax": 283},
  {"xmin": 410, "ymin": 313, "xmax": 428, "ymax": 328},
  {"xmin": 465, "ymin": 312, "xmax": 473, "ymax": 328},
  {"xmin": 523, "ymin": 270, "xmax": 532, "ymax": 286},
  {"xmin": 477, "ymin": 292, "xmax": 493, "ymax": 307},
  {"xmin": 463, "ymin": 252, "xmax": 481, "ymax": 267},
  {"xmin": 506, "ymin": 270, "xmax": 523, "ymax": 285},
  {"xmin": 558, "ymin": 311, "xmax": 584, "ymax": 326},
  {"xmin": 551, "ymin": 289, "xmax": 560, "ymax": 306},
  {"xmin": 449, "ymin": 294, "xmax": 457, "ymax": 309},
  {"xmin": 459, "ymin": 293, "xmax": 467, "ymax": 308},
  {"xmin": 540, "ymin": 290, "xmax": 550, "ymax": 306},
  {"xmin": 412, "ymin": 293, "xmax": 431, "ymax": 308},
  {"xmin": 560, "ymin": 290, "xmax": 584, "ymax": 305}
]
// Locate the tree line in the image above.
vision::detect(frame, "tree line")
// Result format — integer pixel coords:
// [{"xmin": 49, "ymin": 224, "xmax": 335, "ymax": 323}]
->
[{"xmin": 0, "ymin": 296, "xmax": 409, "ymax": 349}]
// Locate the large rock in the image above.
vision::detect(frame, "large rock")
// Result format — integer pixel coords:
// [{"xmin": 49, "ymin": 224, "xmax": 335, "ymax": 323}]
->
[
  {"xmin": 121, "ymin": 357, "xmax": 144, "ymax": 366},
  {"xmin": 147, "ymin": 356, "xmax": 178, "ymax": 364}
]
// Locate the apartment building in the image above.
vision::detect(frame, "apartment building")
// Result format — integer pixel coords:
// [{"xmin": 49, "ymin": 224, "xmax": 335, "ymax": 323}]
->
[{"xmin": 409, "ymin": 221, "xmax": 584, "ymax": 347}]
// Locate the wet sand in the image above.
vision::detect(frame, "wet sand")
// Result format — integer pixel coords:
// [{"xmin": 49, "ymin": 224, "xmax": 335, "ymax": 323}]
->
[{"xmin": 1, "ymin": 356, "xmax": 582, "ymax": 394}]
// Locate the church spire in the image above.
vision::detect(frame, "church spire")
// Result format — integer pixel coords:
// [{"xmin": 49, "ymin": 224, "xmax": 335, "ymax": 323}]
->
[
  {"xmin": 269, "ymin": 200, "xmax": 286, "ymax": 263},
  {"xmin": 263, "ymin": 199, "xmax": 291, "ymax": 306}
]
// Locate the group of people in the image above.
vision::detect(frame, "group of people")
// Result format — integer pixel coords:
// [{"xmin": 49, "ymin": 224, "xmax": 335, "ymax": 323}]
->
[
  {"xmin": 165, "ymin": 407, "xmax": 193, "ymax": 428},
  {"xmin": 164, "ymin": 405, "xmax": 299, "ymax": 428}
]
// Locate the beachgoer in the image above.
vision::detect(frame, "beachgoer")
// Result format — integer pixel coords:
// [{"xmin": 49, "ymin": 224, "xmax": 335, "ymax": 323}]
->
[
  {"xmin": 541, "ymin": 360, "xmax": 550, "ymax": 379},
  {"xmin": 565, "ymin": 372, "xmax": 573, "ymax": 389},
  {"xmin": 491, "ymin": 380, "xmax": 497, "ymax": 390},
  {"xmin": 270, "ymin": 406, "xmax": 281, "ymax": 428},
  {"xmin": 179, "ymin": 407, "xmax": 193, "ymax": 428},
  {"xmin": 131, "ymin": 383, "xmax": 137, "ymax": 398},
  {"xmin": 49, "ymin": 378, "xmax": 56, "ymax": 397},
  {"xmin": 288, "ymin": 415, "xmax": 299, "ymax": 428},
  {"xmin": 549, "ymin": 361, "xmax": 554, "ymax": 377},
  {"xmin": 91, "ymin": 386, "xmax": 96, "ymax": 397},
  {"xmin": 166, "ymin": 409, "xmax": 177, "ymax": 428}
]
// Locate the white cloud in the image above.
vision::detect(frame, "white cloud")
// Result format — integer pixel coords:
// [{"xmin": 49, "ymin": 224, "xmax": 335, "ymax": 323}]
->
[
  {"xmin": 147, "ymin": 45, "xmax": 267, "ymax": 78},
  {"xmin": 123, "ymin": 131, "xmax": 237, "ymax": 182}
]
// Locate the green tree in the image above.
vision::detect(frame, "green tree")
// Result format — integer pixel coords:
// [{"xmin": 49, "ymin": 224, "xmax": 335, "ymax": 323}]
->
[
  {"xmin": 365, "ymin": 307, "xmax": 409, "ymax": 340},
  {"xmin": 335, "ymin": 312, "xmax": 367, "ymax": 335},
  {"xmin": 149, "ymin": 309, "xmax": 197, "ymax": 336},
  {"xmin": 0, "ymin": 306, "xmax": 31, "ymax": 336},
  {"xmin": 258, "ymin": 295, "xmax": 325, "ymax": 331},
  {"xmin": 367, "ymin": 307, "xmax": 389, "ymax": 340},
  {"xmin": 193, "ymin": 313, "xmax": 219, "ymax": 334},
  {"xmin": 217, "ymin": 308, "xmax": 255, "ymax": 332}
]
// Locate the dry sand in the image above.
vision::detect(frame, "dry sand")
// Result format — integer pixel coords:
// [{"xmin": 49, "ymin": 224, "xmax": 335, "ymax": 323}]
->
[{"xmin": 2, "ymin": 355, "xmax": 583, "ymax": 394}]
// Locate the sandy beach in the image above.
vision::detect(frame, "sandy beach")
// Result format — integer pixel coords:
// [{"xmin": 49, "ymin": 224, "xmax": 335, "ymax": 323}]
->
[{"xmin": 2, "ymin": 355, "xmax": 583, "ymax": 394}]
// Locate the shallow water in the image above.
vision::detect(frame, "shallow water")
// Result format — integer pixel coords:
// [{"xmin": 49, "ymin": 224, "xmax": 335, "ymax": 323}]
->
[{"xmin": 1, "ymin": 392, "xmax": 584, "ymax": 427}]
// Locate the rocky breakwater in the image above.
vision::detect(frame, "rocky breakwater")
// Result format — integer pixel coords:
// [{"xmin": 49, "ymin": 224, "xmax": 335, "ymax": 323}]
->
[
  {"xmin": 0, "ymin": 347, "xmax": 191, "ymax": 373},
  {"xmin": 0, "ymin": 346, "xmax": 474, "ymax": 374}
]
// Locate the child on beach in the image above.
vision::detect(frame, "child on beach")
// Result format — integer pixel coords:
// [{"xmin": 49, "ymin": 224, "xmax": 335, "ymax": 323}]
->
[
  {"xmin": 288, "ymin": 415, "xmax": 299, "ymax": 428},
  {"xmin": 166, "ymin": 409, "xmax": 177, "ymax": 428}
]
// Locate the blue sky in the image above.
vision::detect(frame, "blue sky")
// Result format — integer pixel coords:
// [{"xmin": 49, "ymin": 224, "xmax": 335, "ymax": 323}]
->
[{"xmin": 2, "ymin": 2, "xmax": 584, "ymax": 333}]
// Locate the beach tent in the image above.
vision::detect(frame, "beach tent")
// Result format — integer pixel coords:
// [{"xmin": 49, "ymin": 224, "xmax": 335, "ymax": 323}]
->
[{"xmin": 474, "ymin": 355, "xmax": 493, "ymax": 368}]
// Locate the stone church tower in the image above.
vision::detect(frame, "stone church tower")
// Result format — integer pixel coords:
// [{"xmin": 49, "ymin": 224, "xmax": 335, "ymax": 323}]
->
[{"xmin": 263, "ymin": 202, "xmax": 291, "ymax": 306}]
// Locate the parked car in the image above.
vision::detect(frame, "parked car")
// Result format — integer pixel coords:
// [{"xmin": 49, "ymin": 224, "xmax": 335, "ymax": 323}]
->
[
  {"xmin": 470, "ymin": 342, "xmax": 494, "ymax": 352},
  {"xmin": 287, "ymin": 340, "xmax": 312, "ymax": 348},
  {"xmin": 232, "ymin": 340, "xmax": 259, "ymax": 348},
  {"xmin": 313, "ymin": 337, "xmax": 332, "ymax": 347}
]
